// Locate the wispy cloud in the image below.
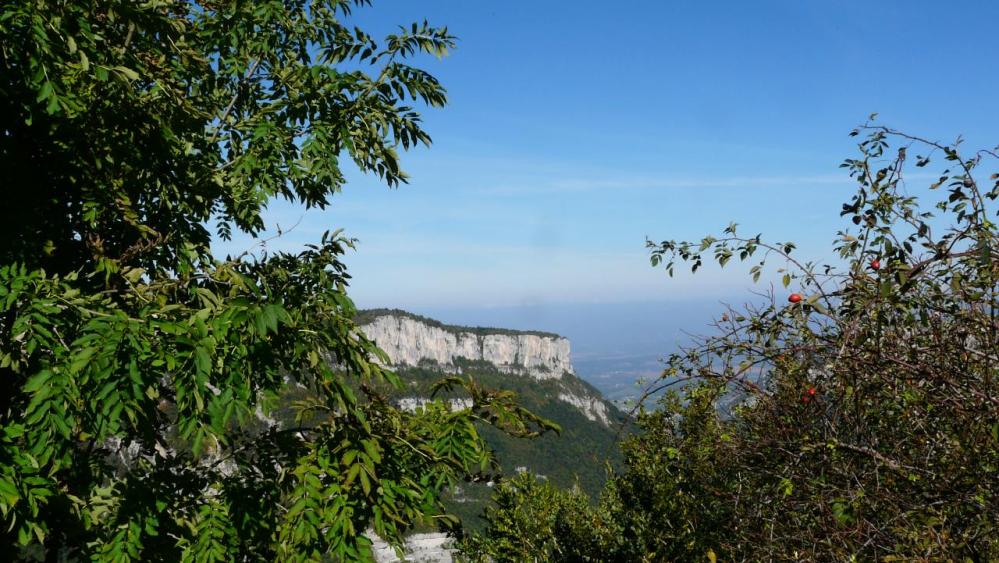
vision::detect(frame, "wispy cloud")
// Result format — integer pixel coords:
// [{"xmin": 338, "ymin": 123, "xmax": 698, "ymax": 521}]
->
[
  {"xmin": 479, "ymin": 174, "xmax": 847, "ymax": 196},
  {"xmin": 478, "ymin": 171, "xmax": 941, "ymax": 196}
]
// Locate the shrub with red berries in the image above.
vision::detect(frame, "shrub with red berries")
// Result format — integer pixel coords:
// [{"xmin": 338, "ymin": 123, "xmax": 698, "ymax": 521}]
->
[
  {"xmin": 470, "ymin": 125, "xmax": 999, "ymax": 562},
  {"xmin": 632, "ymin": 124, "xmax": 999, "ymax": 560}
]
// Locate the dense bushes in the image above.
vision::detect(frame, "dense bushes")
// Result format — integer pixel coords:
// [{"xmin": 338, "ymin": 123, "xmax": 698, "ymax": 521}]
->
[{"xmin": 462, "ymin": 124, "xmax": 999, "ymax": 561}]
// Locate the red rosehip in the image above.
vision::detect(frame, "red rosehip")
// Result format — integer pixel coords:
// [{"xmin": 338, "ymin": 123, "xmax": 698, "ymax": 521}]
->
[
  {"xmin": 788, "ymin": 293, "xmax": 803, "ymax": 303},
  {"xmin": 870, "ymin": 259, "xmax": 881, "ymax": 270},
  {"xmin": 802, "ymin": 396, "xmax": 810, "ymax": 403},
  {"xmin": 808, "ymin": 387, "xmax": 816, "ymax": 396}
]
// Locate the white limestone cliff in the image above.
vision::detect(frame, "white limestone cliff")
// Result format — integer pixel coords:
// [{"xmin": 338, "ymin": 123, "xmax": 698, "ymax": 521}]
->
[
  {"xmin": 359, "ymin": 314, "xmax": 573, "ymax": 380},
  {"xmin": 358, "ymin": 311, "xmax": 618, "ymax": 428},
  {"xmin": 396, "ymin": 397, "xmax": 474, "ymax": 412},
  {"xmin": 369, "ymin": 532, "xmax": 455, "ymax": 562},
  {"xmin": 557, "ymin": 392, "xmax": 611, "ymax": 425}
]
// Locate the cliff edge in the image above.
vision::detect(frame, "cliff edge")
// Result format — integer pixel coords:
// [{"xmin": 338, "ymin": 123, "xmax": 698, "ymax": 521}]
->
[
  {"xmin": 357, "ymin": 309, "xmax": 573, "ymax": 381},
  {"xmin": 356, "ymin": 309, "xmax": 610, "ymax": 425}
]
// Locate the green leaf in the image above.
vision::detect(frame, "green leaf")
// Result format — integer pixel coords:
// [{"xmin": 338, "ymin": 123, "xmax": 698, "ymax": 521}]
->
[
  {"xmin": 114, "ymin": 66, "xmax": 140, "ymax": 81},
  {"xmin": 194, "ymin": 347, "xmax": 211, "ymax": 375},
  {"xmin": 69, "ymin": 347, "xmax": 97, "ymax": 374},
  {"xmin": 22, "ymin": 370, "xmax": 52, "ymax": 393}
]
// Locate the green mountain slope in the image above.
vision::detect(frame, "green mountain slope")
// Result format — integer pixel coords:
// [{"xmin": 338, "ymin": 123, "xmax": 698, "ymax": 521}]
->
[{"xmin": 355, "ymin": 311, "xmax": 628, "ymax": 530}]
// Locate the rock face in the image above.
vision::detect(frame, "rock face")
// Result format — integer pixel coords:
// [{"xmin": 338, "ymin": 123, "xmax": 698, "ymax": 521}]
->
[
  {"xmin": 369, "ymin": 532, "xmax": 455, "ymax": 563},
  {"xmin": 557, "ymin": 392, "xmax": 611, "ymax": 425},
  {"xmin": 396, "ymin": 397, "xmax": 473, "ymax": 412},
  {"xmin": 357, "ymin": 310, "xmax": 618, "ymax": 430},
  {"xmin": 360, "ymin": 313, "xmax": 574, "ymax": 380}
]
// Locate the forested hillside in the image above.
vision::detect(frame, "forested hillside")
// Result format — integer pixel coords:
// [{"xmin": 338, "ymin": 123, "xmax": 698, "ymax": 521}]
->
[
  {"xmin": 353, "ymin": 310, "xmax": 628, "ymax": 529},
  {"xmin": 389, "ymin": 361, "xmax": 626, "ymax": 529}
]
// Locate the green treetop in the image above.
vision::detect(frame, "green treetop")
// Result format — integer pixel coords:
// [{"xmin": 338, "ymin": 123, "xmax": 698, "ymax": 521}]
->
[{"xmin": 0, "ymin": 1, "xmax": 552, "ymax": 560}]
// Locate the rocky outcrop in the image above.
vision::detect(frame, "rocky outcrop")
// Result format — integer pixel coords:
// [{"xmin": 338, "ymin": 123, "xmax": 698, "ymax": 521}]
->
[
  {"xmin": 369, "ymin": 532, "xmax": 455, "ymax": 562},
  {"xmin": 396, "ymin": 397, "xmax": 474, "ymax": 412},
  {"xmin": 359, "ymin": 313, "xmax": 573, "ymax": 380},
  {"xmin": 557, "ymin": 392, "xmax": 611, "ymax": 425}
]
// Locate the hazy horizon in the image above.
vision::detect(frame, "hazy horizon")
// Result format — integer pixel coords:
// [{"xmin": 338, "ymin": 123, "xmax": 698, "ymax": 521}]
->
[{"xmin": 354, "ymin": 297, "xmax": 751, "ymax": 400}]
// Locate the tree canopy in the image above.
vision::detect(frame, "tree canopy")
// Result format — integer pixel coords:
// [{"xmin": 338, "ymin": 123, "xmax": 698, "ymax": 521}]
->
[
  {"xmin": 462, "ymin": 124, "xmax": 999, "ymax": 561},
  {"xmin": 1, "ymin": 1, "xmax": 553, "ymax": 560}
]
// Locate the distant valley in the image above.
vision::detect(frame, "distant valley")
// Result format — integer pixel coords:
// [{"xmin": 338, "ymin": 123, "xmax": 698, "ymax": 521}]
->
[{"xmin": 573, "ymin": 352, "xmax": 667, "ymax": 407}]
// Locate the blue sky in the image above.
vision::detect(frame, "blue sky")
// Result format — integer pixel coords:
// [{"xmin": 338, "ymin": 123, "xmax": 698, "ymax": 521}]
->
[{"xmin": 216, "ymin": 0, "xmax": 999, "ymax": 317}]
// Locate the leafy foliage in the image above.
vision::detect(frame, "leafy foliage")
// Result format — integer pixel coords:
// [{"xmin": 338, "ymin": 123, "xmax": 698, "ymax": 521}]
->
[
  {"xmin": 458, "ymin": 472, "xmax": 627, "ymax": 562},
  {"xmin": 1, "ymin": 1, "xmax": 552, "ymax": 559},
  {"xmin": 371, "ymin": 358, "xmax": 626, "ymax": 531},
  {"xmin": 466, "ymin": 124, "xmax": 999, "ymax": 561}
]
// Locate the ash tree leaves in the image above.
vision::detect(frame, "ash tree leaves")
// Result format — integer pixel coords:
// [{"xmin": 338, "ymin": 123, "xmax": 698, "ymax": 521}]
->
[{"xmin": 1, "ymin": 1, "xmax": 552, "ymax": 560}]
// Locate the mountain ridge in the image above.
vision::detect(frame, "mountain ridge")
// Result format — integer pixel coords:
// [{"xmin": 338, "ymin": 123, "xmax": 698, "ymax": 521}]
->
[
  {"xmin": 356, "ymin": 308, "xmax": 612, "ymax": 424},
  {"xmin": 358, "ymin": 307, "xmax": 575, "ymax": 381},
  {"xmin": 356, "ymin": 308, "xmax": 562, "ymax": 339}
]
